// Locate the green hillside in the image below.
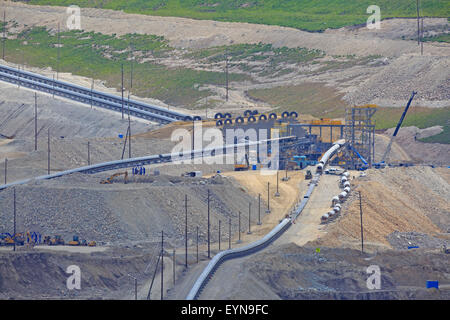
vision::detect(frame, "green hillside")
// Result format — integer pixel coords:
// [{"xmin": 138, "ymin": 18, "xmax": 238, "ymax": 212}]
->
[{"xmin": 14, "ymin": 0, "xmax": 450, "ymax": 31}]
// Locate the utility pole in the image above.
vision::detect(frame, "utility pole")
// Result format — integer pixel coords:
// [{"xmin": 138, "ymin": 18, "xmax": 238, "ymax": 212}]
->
[
  {"xmin": 17, "ymin": 59, "xmax": 19, "ymax": 88},
  {"xmin": 266, "ymin": 182, "xmax": 271, "ymax": 213},
  {"xmin": 121, "ymin": 63, "xmax": 124, "ymax": 119},
  {"xmin": 228, "ymin": 217, "xmax": 231, "ymax": 249},
  {"xmin": 207, "ymin": 189, "xmax": 211, "ymax": 258},
  {"xmin": 421, "ymin": 17, "xmax": 424, "ymax": 55},
  {"xmin": 196, "ymin": 226, "xmax": 199, "ymax": 263},
  {"xmin": 47, "ymin": 128, "xmax": 50, "ymax": 174},
  {"xmin": 90, "ymin": 78, "xmax": 94, "ymax": 108},
  {"xmin": 191, "ymin": 120, "xmax": 194, "ymax": 158},
  {"xmin": 4, "ymin": 158, "xmax": 7, "ymax": 185},
  {"xmin": 2, "ymin": 11, "xmax": 5, "ymax": 60},
  {"xmin": 13, "ymin": 187, "xmax": 16, "ymax": 252},
  {"xmin": 130, "ymin": 58, "xmax": 133, "ymax": 91},
  {"xmin": 127, "ymin": 92, "xmax": 131, "ymax": 158},
  {"xmin": 275, "ymin": 171, "xmax": 280, "ymax": 197},
  {"xmin": 218, "ymin": 220, "xmax": 221, "ymax": 251},
  {"xmin": 359, "ymin": 191, "xmax": 364, "ymax": 254},
  {"xmin": 147, "ymin": 254, "xmax": 160, "ymax": 300},
  {"xmin": 257, "ymin": 193, "xmax": 261, "ymax": 225},
  {"xmin": 247, "ymin": 202, "xmax": 252, "ymax": 234},
  {"xmin": 237, "ymin": 211, "xmax": 242, "ymax": 243},
  {"xmin": 87, "ymin": 141, "xmax": 90, "ymax": 165},
  {"xmin": 57, "ymin": 23, "xmax": 60, "ymax": 80},
  {"xmin": 121, "ymin": 126, "xmax": 129, "ymax": 160},
  {"xmin": 416, "ymin": 0, "xmax": 421, "ymax": 46},
  {"xmin": 285, "ymin": 161, "xmax": 288, "ymax": 180},
  {"xmin": 161, "ymin": 230, "xmax": 164, "ymax": 300},
  {"xmin": 172, "ymin": 249, "xmax": 176, "ymax": 286},
  {"xmin": 185, "ymin": 194, "xmax": 188, "ymax": 268},
  {"xmin": 34, "ymin": 93, "xmax": 37, "ymax": 151},
  {"xmin": 225, "ymin": 51, "xmax": 229, "ymax": 102}
]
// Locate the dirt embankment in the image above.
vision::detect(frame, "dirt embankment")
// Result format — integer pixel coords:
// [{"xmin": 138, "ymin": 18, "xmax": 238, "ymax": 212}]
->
[
  {"xmin": 381, "ymin": 126, "xmax": 450, "ymax": 165},
  {"xmin": 0, "ymin": 172, "xmax": 267, "ymax": 247},
  {"xmin": 0, "ymin": 245, "xmax": 159, "ymax": 299},
  {"xmin": 242, "ymin": 244, "xmax": 450, "ymax": 300},
  {"xmin": 312, "ymin": 166, "xmax": 450, "ymax": 250}
]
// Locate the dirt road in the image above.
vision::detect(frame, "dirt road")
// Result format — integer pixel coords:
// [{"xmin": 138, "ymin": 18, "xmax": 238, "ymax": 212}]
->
[
  {"xmin": 195, "ymin": 172, "xmax": 343, "ymax": 299},
  {"xmin": 275, "ymin": 174, "xmax": 342, "ymax": 246}
]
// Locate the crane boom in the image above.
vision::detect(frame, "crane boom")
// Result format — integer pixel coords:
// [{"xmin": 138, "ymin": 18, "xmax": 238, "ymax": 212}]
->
[{"xmin": 381, "ymin": 91, "xmax": 417, "ymax": 164}]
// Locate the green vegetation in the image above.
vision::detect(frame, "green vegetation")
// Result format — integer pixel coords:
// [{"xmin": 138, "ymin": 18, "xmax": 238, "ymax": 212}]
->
[
  {"xmin": 422, "ymin": 33, "xmax": 450, "ymax": 43},
  {"xmin": 248, "ymin": 83, "xmax": 347, "ymax": 117},
  {"xmin": 316, "ymin": 55, "xmax": 383, "ymax": 72},
  {"xmin": 186, "ymin": 43, "xmax": 324, "ymax": 64},
  {"xmin": 374, "ymin": 106, "xmax": 450, "ymax": 144},
  {"xmin": 15, "ymin": 0, "xmax": 450, "ymax": 31},
  {"xmin": 2, "ymin": 27, "xmax": 249, "ymax": 107},
  {"xmin": 186, "ymin": 43, "xmax": 324, "ymax": 78}
]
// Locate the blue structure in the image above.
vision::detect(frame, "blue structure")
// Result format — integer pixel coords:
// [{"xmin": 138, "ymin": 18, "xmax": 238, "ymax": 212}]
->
[{"xmin": 426, "ymin": 281, "xmax": 439, "ymax": 289}]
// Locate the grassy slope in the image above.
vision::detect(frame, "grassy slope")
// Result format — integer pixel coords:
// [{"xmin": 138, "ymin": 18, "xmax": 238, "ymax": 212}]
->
[
  {"xmin": 374, "ymin": 107, "xmax": 450, "ymax": 144},
  {"xmin": 3, "ymin": 27, "xmax": 249, "ymax": 107},
  {"xmin": 15, "ymin": 0, "xmax": 450, "ymax": 31},
  {"xmin": 248, "ymin": 83, "xmax": 347, "ymax": 117},
  {"xmin": 422, "ymin": 34, "xmax": 450, "ymax": 43}
]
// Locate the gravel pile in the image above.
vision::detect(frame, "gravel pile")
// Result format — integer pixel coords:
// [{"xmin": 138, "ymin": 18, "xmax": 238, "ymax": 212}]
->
[
  {"xmin": 387, "ymin": 231, "xmax": 450, "ymax": 250},
  {"xmin": 0, "ymin": 173, "xmax": 262, "ymax": 246},
  {"xmin": 344, "ymin": 55, "xmax": 450, "ymax": 107}
]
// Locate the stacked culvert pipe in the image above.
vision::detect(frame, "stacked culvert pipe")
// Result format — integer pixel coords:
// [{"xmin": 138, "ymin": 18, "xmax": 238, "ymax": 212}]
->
[{"xmin": 331, "ymin": 196, "xmax": 339, "ymax": 207}]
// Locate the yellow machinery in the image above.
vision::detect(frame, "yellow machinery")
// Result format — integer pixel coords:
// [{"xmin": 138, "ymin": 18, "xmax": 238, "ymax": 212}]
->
[
  {"xmin": 69, "ymin": 235, "xmax": 97, "ymax": 247},
  {"xmin": 68, "ymin": 235, "xmax": 81, "ymax": 246},
  {"xmin": 310, "ymin": 118, "xmax": 343, "ymax": 126},
  {"xmin": 44, "ymin": 235, "xmax": 65, "ymax": 246},
  {"xmin": 100, "ymin": 171, "xmax": 128, "ymax": 184},
  {"xmin": 0, "ymin": 234, "xmax": 15, "ymax": 246},
  {"xmin": 234, "ymin": 153, "xmax": 250, "ymax": 171}
]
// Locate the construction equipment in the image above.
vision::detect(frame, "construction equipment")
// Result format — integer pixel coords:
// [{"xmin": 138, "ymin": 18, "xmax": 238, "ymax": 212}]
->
[
  {"xmin": 13, "ymin": 233, "xmax": 25, "ymax": 246},
  {"xmin": 100, "ymin": 171, "xmax": 128, "ymax": 184},
  {"xmin": 88, "ymin": 241, "xmax": 97, "ymax": 247},
  {"xmin": 0, "ymin": 233, "xmax": 14, "ymax": 246},
  {"xmin": 377, "ymin": 91, "xmax": 417, "ymax": 167},
  {"xmin": 348, "ymin": 145, "xmax": 369, "ymax": 171},
  {"xmin": 26, "ymin": 231, "xmax": 40, "ymax": 246},
  {"xmin": 44, "ymin": 235, "xmax": 65, "ymax": 246},
  {"xmin": 68, "ymin": 235, "xmax": 81, "ymax": 246},
  {"xmin": 305, "ymin": 170, "xmax": 312, "ymax": 180},
  {"xmin": 287, "ymin": 156, "xmax": 317, "ymax": 170},
  {"xmin": 234, "ymin": 153, "xmax": 250, "ymax": 171},
  {"xmin": 182, "ymin": 171, "xmax": 202, "ymax": 177}
]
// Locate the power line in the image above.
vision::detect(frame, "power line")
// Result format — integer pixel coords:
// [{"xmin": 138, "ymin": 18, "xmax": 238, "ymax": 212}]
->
[{"xmin": 359, "ymin": 191, "xmax": 364, "ymax": 254}]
